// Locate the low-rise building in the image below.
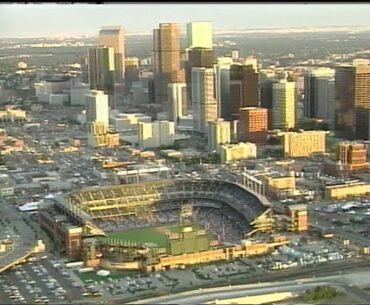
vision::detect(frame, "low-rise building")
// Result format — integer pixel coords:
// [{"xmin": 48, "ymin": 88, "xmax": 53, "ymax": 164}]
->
[
  {"xmin": 266, "ymin": 176, "xmax": 296, "ymax": 198},
  {"xmin": 325, "ymin": 180, "xmax": 370, "ymax": 200},
  {"xmin": 238, "ymin": 107, "xmax": 268, "ymax": 144},
  {"xmin": 219, "ymin": 142, "xmax": 257, "ymax": 163},
  {"xmin": 0, "ymin": 107, "xmax": 26, "ymax": 122},
  {"xmin": 280, "ymin": 130, "xmax": 328, "ymax": 158},
  {"xmin": 112, "ymin": 113, "xmax": 152, "ymax": 131},
  {"xmin": 286, "ymin": 204, "xmax": 308, "ymax": 232},
  {"xmin": 138, "ymin": 121, "xmax": 175, "ymax": 149},
  {"xmin": 207, "ymin": 119, "xmax": 231, "ymax": 152},
  {"xmin": 87, "ymin": 122, "xmax": 119, "ymax": 147},
  {"xmin": 337, "ymin": 142, "xmax": 370, "ymax": 171},
  {"xmin": 0, "ymin": 136, "xmax": 24, "ymax": 155},
  {"xmin": 70, "ymin": 84, "xmax": 90, "ymax": 106}
]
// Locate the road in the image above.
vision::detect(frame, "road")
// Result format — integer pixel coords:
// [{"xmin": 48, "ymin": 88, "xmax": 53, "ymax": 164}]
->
[
  {"xmin": 129, "ymin": 270, "xmax": 370, "ymax": 305},
  {"xmin": 309, "ymin": 210, "xmax": 370, "ymax": 247},
  {"xmin": 271, "ymin": 200, "xmax": 370, "ymax": 248},
  {"xmin": 50, "ymin": 260, "xmax": 370, "ymax": 305},
  {"xmin": 343, "ymin": 285, "xmax": 370, "ymax": 304},
  {"xmin": 0, "ymin": 200, "xmax": 37, "ymax": 272}
]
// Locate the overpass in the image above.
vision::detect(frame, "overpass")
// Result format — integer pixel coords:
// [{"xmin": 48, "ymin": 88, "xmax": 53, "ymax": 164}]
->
[
  {"xmin": 0, "ymin": 198, "xmax": 40, "ymax": 274},
  {"xmin": 0, "ymin": 240, "xmax": 44, "ymax": 274}
]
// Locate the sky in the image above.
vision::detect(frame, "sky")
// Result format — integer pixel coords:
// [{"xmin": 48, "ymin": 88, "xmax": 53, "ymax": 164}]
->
[{"xmin": 1, "ymin": 3, "xmax": 370, "ymax": 37}]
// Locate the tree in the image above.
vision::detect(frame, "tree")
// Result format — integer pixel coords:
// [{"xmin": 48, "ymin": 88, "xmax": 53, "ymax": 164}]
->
[{"xmin": 302, "ymin": 286, "xmax": 338, "ymax": 301}]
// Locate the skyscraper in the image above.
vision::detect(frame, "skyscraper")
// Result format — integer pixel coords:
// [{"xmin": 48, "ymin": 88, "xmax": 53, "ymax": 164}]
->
[
  {"xmin": 214, "ymin": 64, "xmax": 231, "ymax": 120},
  {"xmin": 229, "ymin": 64, "xmax": 259, "ymax": 119},
  {"xmin": 192, "ymin": 67, "xmax": 218, "ymax": 133},
  {"xmin": 243, "ymin": 56, "xmax": 258, "ymax": 71},
  {"xmin": 80, "ymin": 55, "xmax": 89, "ymax": 84},
  {"xmin": 99, "ymin": 26, "xmax": 125, "ymax": 83},
  {"xmin": 316, "ymin": 77, "xmax": 335, "ymax": 130},
  {"xmin": 85, "ymin": 90, "xmax": 109, "ymax": 128},
  {"xmin": 238, "ymin": 107, "xmax": 268, "ymax": 144},
  {"xmin": 153, "ymin": 23, "xmax": 182, "ymax": 108},
  {"xmin": 231, "ymin": 50, "xmax": 240, "ymax": 61},
  {"xmin": 260, "ymin": 72, "xmax": 275, "ymax": 129},
  {"xmin": 88, "ymin": 46, "xmax": 115, "ymax": 98},
  {"xmin": 186, "ymin": 22, "xmax": 213, "ymax": 49},
  {"xmin": 272, "ymin": 80, "xmax": 296, "ymax": 130},
  {"xmin": 186, "ymin": 47, "xmax": 214, "ymax": 111},
  {"xmin": 188, "ymin": 48, "xmax": 214, "ymax": 69},
  {"xmin": 335, "ymin": 65, "xmax": 370, "ymax": 140},
  {"xmin": 207, "ymin": 119, "xmax": 231, "ymax": 152},
  {"xmin": 124, "ymin": 57, "xmax": 140, "ymax": 91},
  {"xmin": 304, "ymin": 67, "xmax": 335, "ymax": 119},
  {"xmin": 168, "ymin": 82, "xmax": 188, "ymax": 124}
]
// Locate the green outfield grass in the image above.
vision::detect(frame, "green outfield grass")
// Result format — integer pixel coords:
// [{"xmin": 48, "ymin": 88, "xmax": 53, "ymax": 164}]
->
[
  {"xmin": 106, "ymin": 226, "xmax": 169, "ymax": 247},
  {"xmin": 104, "ymin": 224, "xmax": 200, "ymax": 248}
]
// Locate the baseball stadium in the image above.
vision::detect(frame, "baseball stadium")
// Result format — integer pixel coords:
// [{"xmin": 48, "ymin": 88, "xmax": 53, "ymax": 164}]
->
[{"xmin": 39, "ymin": 179, "xmax": 288, "ymax": 272}]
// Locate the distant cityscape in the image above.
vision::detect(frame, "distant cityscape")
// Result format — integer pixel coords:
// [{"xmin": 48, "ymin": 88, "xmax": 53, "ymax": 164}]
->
[{"xmin": 1, "ymin": 10, "xmax": 370, "ymax": 305}]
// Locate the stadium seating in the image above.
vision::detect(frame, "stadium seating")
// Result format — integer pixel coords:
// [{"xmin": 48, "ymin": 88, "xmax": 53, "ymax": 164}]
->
[{"xmin": 63, "ymin": 179, "xmax": 268, "ymax": 241}]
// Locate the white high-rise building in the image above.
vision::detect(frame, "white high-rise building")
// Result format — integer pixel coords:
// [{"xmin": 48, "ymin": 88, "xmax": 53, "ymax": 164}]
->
[
  {"xmin": 272, "ymin": 80, "xmax": 296, "ymax": 130},
  {"xmin": 192, "ymin": 67, "xmax": 219, "ymax": 133},
  {"xmin": 207, "ymin": 119, "xmax": 231, "ymax": 153},
  {"xmin": 231, "ymin": 50, "xmax": 240, "ymax": 60},
  {"xmin": 187, "ymin": 22, "xmax": 213, "ymax": 49},
  {"xmin": 138, "ymin": 121, "xmax": 175, "ymax": 149},
  {"xmin": 168, "ymin": 83, "xmax": 188, "ymax": 124},
  {"xmin": 244, "ymin": 56, "xmax": 258, "ymax": 71},
  {"xmin": 85, "ymin": 90, "xmax": 109, "ymax": 127}
]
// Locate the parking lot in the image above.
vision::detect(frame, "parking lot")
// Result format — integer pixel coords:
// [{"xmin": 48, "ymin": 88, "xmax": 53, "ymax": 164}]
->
[
  {"xmin": 0, "ymin": 230, "xmax": 361, "ymax": 305},
  {"xmin": 0, "ymin": 257, "xmax": 83, "ymax": 304}
]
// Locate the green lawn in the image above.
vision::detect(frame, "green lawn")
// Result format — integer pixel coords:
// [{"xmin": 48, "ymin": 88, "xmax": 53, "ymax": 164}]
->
[
  {"xmin": 103, "ymin": 224, "xmax": 202, "ymax": 248},
  {"xmin": 105, "ymin": 226, "xmax": 169, "ymax": 248}
]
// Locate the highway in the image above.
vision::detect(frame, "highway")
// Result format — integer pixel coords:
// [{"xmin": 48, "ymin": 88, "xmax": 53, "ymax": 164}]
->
[
  {"xmin": 129, "ymin": 270, "xmax": 370, "ymax": 305},
  {"xmin": 52, "ymin": 260, "xmax": 370, "ymax": 305},
  {"xmin": 0, "ymin": 200, "xmax": 37, "ymax": 273}
]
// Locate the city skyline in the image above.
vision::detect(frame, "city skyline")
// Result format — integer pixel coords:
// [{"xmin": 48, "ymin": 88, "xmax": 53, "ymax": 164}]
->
[{"xmin": 1, "ymin": 3, "xmax": 370, "ymax": 37}]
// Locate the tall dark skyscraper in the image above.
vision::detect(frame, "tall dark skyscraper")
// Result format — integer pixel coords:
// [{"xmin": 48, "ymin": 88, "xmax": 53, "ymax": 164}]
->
[
  {"xmin": 215, "ymin": 64, "xmax": 231, "ymax": 120},
  {"xmin": 260, "ymin": 79, "xmax": 274, "ymax": 129},
  {"xmin": 153, "ymin": 23, "xmax": 182, "ymax": 109},
  {"xmin": 229, "ymin": 64, "xmax": 259, "ymax": 119},
  {"xmin": 304, "ymin": 68, "xmax": 335, "ymax": 119},
  {"xmin": 88, "ymin": 46, "xmax": 115, "ymax": 108},
  {"xmin": 335, "ymin": 65, "xmax": 370, "ymax": 140},
  {"xmin": 124, "ymin": 57, "xmax": 140, "ymax": 91}
]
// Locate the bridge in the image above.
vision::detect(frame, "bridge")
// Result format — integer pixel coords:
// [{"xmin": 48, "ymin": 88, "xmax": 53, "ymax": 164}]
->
[{"xmin": 0, "ymin": 240, "xmax": 44, "ymax": 274}]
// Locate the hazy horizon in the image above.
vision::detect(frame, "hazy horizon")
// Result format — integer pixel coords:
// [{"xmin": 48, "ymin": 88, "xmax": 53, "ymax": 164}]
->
[{"xmin": 1, "ymin": 3, "xmax": 370, "ymax": 37}]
